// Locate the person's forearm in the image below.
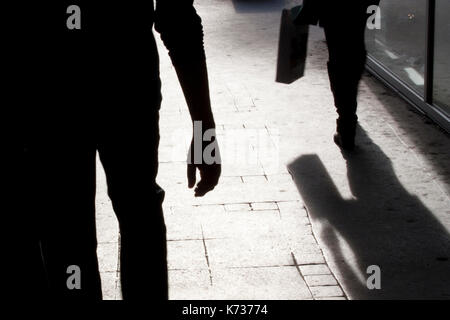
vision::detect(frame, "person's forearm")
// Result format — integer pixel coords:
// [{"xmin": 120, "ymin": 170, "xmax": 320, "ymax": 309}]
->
[
  {"xmin": 173, "ymin": 59, "xmax": 216, "ymax": 129},
  {"xmin": 154, "ymin": 1, "xmax": 215, "ymax": 127}
]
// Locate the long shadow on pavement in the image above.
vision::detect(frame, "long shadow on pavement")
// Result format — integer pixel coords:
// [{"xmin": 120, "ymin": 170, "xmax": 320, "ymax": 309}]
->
[{"xmin": 287, "ymin": 126, "xmax": 450, "ymax": 299}]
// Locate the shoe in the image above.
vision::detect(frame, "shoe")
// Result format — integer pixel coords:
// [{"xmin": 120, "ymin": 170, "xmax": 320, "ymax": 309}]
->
[{"xmin": 333, "ymin": 132, "xmax": 355, "ymax": 151}]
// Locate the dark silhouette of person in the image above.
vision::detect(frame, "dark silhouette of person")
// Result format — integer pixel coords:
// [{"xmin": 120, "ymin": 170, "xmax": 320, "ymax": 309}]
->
[
  {"xmin": 21, "ymin": 1, "xmax": 221, "ymax": 300},
  {"xmin": 304, "ymin": 0, "xmax": 380, "ymax": 150}
]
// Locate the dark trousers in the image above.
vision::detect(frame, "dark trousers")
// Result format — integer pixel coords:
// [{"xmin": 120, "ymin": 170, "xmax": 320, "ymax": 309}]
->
[
  {"xmin": 24, "ymin": 113, "xmax": 168, "ymax": 300},
  {"xmin": 321, "ymin": 3, "xmax": 373, "ymax": 136}
]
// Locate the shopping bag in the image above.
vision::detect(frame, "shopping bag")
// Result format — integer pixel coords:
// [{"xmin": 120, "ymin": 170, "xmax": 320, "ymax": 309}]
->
[{"xmin": 276, "ymin": 5, "xmax": 310, "ymax": 84}]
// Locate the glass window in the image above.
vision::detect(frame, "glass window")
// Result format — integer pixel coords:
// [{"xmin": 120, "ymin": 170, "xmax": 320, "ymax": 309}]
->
[
  {"xmin": 366, "ymin": 0, "xmax": 427, "ymax": 96},
  {"xmin": 433, "ymin": 0, "xmax": 450, "ymax": 116}
]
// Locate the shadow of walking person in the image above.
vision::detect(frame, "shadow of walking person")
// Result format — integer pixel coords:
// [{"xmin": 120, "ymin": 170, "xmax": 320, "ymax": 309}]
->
[{"xmin": 288, "ymin": 126, "xmax": 450, "ymax": 299}]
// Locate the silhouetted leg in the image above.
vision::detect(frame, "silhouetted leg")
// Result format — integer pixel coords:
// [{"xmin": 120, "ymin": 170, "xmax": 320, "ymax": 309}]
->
[
  {"xmin": 12, "ymin": 229, "xmax": 49, "ymax": 299},
  {"xmin": 20, "ymin": 145, "xmax": 49, "ymax": 298},
  {"xmin": 98, "ymin": 113, "xmax": 168, "ymax": 300},
  {"xmin": 33, "ymin": 143, "xmax": 102, "ymax": 300},
  {"xmin": 323, "ymin": 4, "xmax": 368, "ymax": 149}
]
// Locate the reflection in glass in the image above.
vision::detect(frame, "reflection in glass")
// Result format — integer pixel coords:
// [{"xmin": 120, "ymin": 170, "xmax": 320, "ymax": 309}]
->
[{"xmin": 366, "ymin": 0, "xmax": 427, "ymax": 95}]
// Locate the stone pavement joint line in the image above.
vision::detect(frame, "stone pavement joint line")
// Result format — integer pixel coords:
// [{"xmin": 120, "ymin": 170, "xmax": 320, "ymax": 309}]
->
[{"xmin": 200, "ymin": 226, "xmax": 214, "ymax": 286}]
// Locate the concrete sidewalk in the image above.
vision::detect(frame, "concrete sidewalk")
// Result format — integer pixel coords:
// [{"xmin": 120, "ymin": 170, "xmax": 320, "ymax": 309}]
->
[{"xmin": 95, "ymin": 0, "xmax": 450, "ymax": 300}]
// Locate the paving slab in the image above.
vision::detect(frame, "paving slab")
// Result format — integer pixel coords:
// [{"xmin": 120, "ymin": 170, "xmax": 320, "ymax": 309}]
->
[
  {"xmin": 167, "ymin": 240, "xmax": 209, "ymax": 271},
  {"xmin": 211, "ymin": 266, "xmax": 312, "ymax": 300}
]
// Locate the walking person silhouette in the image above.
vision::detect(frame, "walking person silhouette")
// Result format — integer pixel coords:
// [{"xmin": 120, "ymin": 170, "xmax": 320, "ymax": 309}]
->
[
  {"xmin": 22, "ymin": 0, "xmax": 220, "ymax": 300},
  {"xmin": 305, "ymin": 0, "xmax": 380, "ymax": 150}
]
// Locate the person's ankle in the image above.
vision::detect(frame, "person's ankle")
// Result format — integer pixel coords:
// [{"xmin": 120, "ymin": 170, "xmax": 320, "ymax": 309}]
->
[{"xmin": 334, "ymin": 132, "xmax": 355, "ymax": 151}]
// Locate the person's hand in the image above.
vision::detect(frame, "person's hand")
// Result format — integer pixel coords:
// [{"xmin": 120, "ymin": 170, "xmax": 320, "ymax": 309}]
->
[{"xmin": 187, "ymin": 135, "xmax": 221, "ymax": 197}]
